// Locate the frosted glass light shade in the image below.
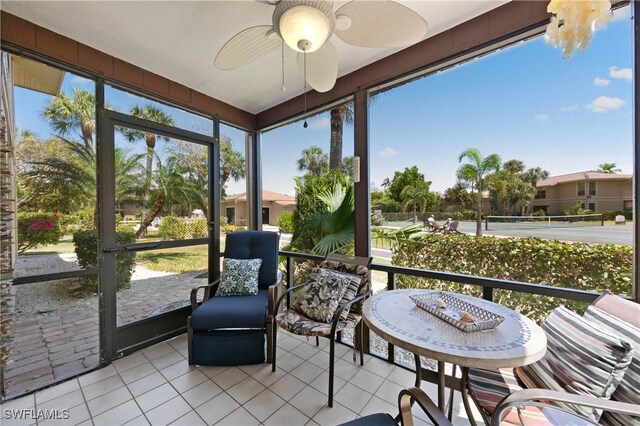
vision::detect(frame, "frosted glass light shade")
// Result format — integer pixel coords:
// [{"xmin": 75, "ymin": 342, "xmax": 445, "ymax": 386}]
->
[{"xmin": 279, "ymin": 5, "xmax": 331, "ymax": 53}]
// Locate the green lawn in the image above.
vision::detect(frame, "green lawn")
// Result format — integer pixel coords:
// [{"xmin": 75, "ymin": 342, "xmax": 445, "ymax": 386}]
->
[{"xmin": 137, "ymin": 245, "xmax": 208, "ymax": 273}]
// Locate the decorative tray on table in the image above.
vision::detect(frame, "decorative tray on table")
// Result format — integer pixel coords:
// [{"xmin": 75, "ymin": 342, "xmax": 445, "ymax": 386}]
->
[{"xmin": 409, "ymin": 292, "xmax": 505, "ymax": 332}]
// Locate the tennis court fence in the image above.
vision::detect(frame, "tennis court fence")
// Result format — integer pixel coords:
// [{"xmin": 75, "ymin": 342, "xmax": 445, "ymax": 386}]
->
[{"xmin": 485, "ymin": 214, "xmax": 604, "ymax": 230}]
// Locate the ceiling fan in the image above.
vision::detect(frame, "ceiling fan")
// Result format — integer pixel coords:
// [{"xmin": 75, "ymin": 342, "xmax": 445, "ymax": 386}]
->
[{"xmin": 214, "ymin": 0, "xmax": 428, "ymax": 93}]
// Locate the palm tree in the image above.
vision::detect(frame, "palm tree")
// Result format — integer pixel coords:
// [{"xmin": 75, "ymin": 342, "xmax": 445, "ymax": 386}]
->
[
  {"xmin": 597, "ymin": 162, "xmax": 621, "ymax": 174},
  {"xmin": 400, "ymin": 182, "xmax": 430, "ymax": 222},
  {"xmin": 304, "ymin": 183, "xmax": 355, "ymax": 255},
  {"xmin": 120, "ymin": 105, "xmax": 175, "ymax": 183},
  {"xmin": 297, "ymin": 146, "xmax": 328, "ymax": 177},
  {"xmin": 329, "ymin": 103, "xmax": 354, "ymax": 170},
  {"xmin": 43, "ymin": 88, "xmax": 95, "ymax": 146},
  {"xmin": 522, "ymin": 167, "xmax": 550, "ymax": 214},
  {"xmin": 135, "ymin": 154, "xmax": 200, "ymax": 238},
  {"xmin": 457, "ymin": 148, "xmax": 501, "ymax": 236},
  {"xmin": 120, "ymin": 105, "xmax": 175, "ymax": 235}
]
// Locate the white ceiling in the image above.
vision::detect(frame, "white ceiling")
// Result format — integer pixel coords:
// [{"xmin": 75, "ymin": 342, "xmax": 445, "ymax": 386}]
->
[{"xmin": 2, "ymin": 1, "xmax": 509, "ymax": 114}]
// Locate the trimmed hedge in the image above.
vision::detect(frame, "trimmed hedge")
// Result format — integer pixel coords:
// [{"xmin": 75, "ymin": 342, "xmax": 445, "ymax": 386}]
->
[
  {"xmin": 73, "ymin": 230, "xmax": 136, "ymax": 291},
  {"xmin": 392, "ymin": 234, "xmax": 632, "ymax": 323}
]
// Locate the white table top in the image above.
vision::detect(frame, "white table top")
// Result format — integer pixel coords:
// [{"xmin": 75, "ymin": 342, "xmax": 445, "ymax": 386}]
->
[{"xmin": 362, "ymin": 289, "xmax": 547, "ymax": 369}]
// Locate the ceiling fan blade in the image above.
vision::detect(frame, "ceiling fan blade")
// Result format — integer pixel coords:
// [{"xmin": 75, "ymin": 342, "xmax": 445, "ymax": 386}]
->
[
  {"xmin": 297, "ymin": 40, "xmax": 338, "ymax": 93},
  {"xmin": 334, "ymin": 0, "xmax": 428, "ymax": 48},
  {"xmin": 214, "ymin": 25, "xmax": 280, "ymax": 70}
]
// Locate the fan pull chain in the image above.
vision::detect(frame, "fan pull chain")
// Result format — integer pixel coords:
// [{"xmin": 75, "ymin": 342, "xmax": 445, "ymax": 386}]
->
[
  {"xmin": 303, "ymin": 48, "xmax": 308, "ymax": 128},
  {"xmin": 281, "ymin": 40, "xmax": 286, "ymax": 92}
]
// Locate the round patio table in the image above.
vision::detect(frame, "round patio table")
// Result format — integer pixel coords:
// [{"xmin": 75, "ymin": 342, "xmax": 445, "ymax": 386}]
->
[{"xmin": 362, "ymin": 289, "xmax": 547, "ymax": 426}]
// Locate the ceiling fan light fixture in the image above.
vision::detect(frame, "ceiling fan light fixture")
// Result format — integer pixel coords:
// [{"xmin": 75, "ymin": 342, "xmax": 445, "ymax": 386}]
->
[{"xmin": 274, "ymin": 1, "xmax": 335, "ymax": 53}]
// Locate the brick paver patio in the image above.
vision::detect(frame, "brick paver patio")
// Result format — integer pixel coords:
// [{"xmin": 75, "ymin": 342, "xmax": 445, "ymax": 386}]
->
[{"xmin": 4, "ymin": 272, "xmax": 206, "ymax": 397}]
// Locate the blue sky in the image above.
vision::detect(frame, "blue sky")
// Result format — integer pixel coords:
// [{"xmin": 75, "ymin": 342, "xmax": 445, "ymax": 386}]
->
[
  {"xmin": 263, "ymin": 6, "xmax": 633, "ymax": 194},
  {"xmin": 13, "ymin": 6, "xmax": 633, "ymax": 196}
]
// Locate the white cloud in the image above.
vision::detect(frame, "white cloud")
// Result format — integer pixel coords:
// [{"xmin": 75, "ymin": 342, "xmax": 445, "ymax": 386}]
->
[
  {"xmin": 593, "ymin": 77, "xmax": 610, "ymax": 87},
  {"xmin": 560, "ymin": 104, "xmax": 579, "ymax": 112},
  {"xmin": 585, "ymin": 96, "xmax": 625, "ymax": 113},
  {"xmin": 534, "ymin": 114, "xmax": 549, "ymax": 122},
  {"xmin": 609, "ymin": 66, "xmax": 632, "ymax": 81},
  {"xmin": 71, "ymin": 76, "xmax": 91, "ymax": 85},
  {"xmin": 378, "ymin": 147, "xmax": 399, "ymax": 158},
  {"xmin": 308, "ymin": 117, "xmax": 330, "ymax": 130}
]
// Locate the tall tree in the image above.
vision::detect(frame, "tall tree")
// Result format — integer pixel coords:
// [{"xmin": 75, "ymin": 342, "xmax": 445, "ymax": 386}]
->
[
  {"xmin": 120, "ymin": 105, "xmax": 175, "ymax": 235},
  {"xmin": 328, "ymin": 104, "xmax": 354, "ymax": 170},
  {"xmin": 522, "ymin": 166, "xmax": 550, "ymax": 214},
  {"xmin": 297, "ymin": 146, "xmax": 328, "ymax": 177},
  {"xmin": 220, "ymin": 137, "xmax": 246, "ymax": 193},
  {"xmin": 400, "ymin": 181, "xmax": 431, "ymax": 222},
  {"xmin": 135, "ymin": 155, "xmax": 200, "ymax": 238},
  {"xmin": 597, "ymin": 162, "xmax": 621, "ymax": 174},
  {"xmin": 457, "ymin": 148, "xmax": 501, "ymax": 236},
  {"xmin": 43, "ymin": 88, "xmax": 95, "ymax": 146},
  {"xmin": 387, "ymin": 166, "xmax": 426, "ymax": 203}
]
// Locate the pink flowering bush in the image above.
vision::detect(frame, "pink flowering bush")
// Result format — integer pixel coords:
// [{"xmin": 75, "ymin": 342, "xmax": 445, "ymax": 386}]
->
[{"xmin": 18, "ymin": 212, "xmax": 63, "ymax": 253}]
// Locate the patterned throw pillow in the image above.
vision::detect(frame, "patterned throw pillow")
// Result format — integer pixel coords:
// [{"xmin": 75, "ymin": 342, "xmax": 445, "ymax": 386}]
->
[
  {"xmin": 515, "ymin": 306, "xmax": 633, "ymax": 423},
  {"xmin": 583, "ymin": 306, "xmax": 640, "ymax": 426},
  {"xmin": 293, "ymin": 268, "xmax": 351, "ymax": 323},
  {"xmin": 217, "ymin": 258, "xmax": 262, "ymax": 296}
]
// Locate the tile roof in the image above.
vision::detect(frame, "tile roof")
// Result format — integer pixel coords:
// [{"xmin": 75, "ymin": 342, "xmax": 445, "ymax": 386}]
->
[
  {"xmin": 224, "ymin": 190, "xmax": 296, "ymax": 202},
  {"xmin": 537, "ymin": 171, "xmax": 632, "ymax": 187}
]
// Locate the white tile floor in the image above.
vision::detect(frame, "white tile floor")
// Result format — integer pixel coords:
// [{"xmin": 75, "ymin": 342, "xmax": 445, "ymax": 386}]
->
[{"xmin": 1, "ymin": 331, "xmax": 484, "ymax": 426}]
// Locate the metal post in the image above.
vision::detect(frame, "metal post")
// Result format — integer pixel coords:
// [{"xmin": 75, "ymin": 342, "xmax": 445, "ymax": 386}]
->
[
  {"xmin": 286, "ymin": 256, "xmax": 293, "ymax": 308},
  {"xmin": 634, "ymin": 0, "xmax": 640, "ymax": 303},
  {"xmin": 245, "ymin": 131, "xmax": 261, "ymax": 230},
  {"xmin": 210, "ymin": 119, "xmax": 221, "ymax": 282},
  {"xmin": 354, "ymin": 90, "xmax": 370, "ymax": 258},
  {"xmin": 482, "ymin": 286, "xmax": 494, "ymax": 302}
]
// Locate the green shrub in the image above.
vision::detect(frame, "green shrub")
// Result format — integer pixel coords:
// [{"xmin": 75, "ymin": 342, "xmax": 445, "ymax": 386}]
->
[
  {"xmin": 532, "ymin": 209, "xmax": 547, "ymax": 216},
  {"xmin": 158, "ymin": 216, "xmax": 185, "ymax": 240},
  {"xmin": 392, "ymin": 235, "xmax": 632, "ymax": 323},
  {"xmin": 73, "ymin": 230, "xmax": 136, "ymax": 291},
  {"xmin": 17, "ymin": 212, "xmax": 63, "ymax": 253},
  {"xmin": 564, "ymin": 202, "xmax": 584, "ymax": 216},
  {"xmin": 159, "ymin": 216, "xmax": 208, "ymax": 239},
  {"xmin": 219, "ymin": 216, "xmax": 228, "ymax": 227},
  {"xmin": 277, "ymin": 211, "xmax": 295, "ymax": 233}
]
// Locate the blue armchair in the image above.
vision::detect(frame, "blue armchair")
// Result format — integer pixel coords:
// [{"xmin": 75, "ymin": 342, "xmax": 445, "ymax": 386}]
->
[{"xmin": 187, "ymin": 231, "xmax": 281, "ymax": 366}]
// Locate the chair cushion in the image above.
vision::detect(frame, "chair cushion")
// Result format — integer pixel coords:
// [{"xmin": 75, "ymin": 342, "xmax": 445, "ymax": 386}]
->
[
  {"xmin": 515, "ymin": 306, "xmax": 633, "ymax": 423},
  {"xmin": 468, "ymin": 368, "xmax": 550, "ymax": 425},
  {"xmin": 218, "ymin": 258, "xmax": 262, "ymax": 296},
  {"xmin": 334, "ymin": 271, "xmax": 362, "ymax": 321},
  {"xmin": 337, "ymin": 413, "xmax": 397, "ymax": 426},
  {"xmin": 276, "ymin": 309, "xmax": 361, "ymax": 337},
  {"xmin": 224, "ymin": 231, "xmax": 279, "ymax": 290},
  {"xmin": 293, "ymin": 268, "xmax": 352, "ymax": 323},
  {"xmin": 320, "ymin": 260, "xmax": 370, "ymax": 314},
  {"xmin": 190, "ymin": 290, "xmax": 268, "ymax": 330},
  {"xmin": 583, "ymin": 306, "xmax": 640, "ymax": 426}
]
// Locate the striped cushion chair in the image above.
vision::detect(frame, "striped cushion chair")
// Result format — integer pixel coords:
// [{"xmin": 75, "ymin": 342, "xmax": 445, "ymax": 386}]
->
[
  {"xmin": 468, "ymin": 303, "xmax": 636, "ymax": 425},
  {"xmin": 583, "ymin": 302, "xmax": 640, "ymax": 426}
]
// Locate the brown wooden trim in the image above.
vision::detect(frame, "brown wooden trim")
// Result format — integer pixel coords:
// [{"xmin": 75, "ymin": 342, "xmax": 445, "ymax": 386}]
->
[
  {"xmin": 256, "ymin": 0, "xmax": 550, "ymax": 128},
  {"xmin": 0, "ymin": 11, "xmax": 256, "ymax": 130}
]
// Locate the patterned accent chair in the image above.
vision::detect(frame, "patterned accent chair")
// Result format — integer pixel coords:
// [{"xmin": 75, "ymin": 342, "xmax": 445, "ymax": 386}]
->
[
  {"xmin": 187, "ymin": 231, "xmax": 281, "ymax": 366},
  {"xmin": 467, "ymin": 291, "xmax": 640, "ymax": 426},
  {"xmin": 272, "ymin": 253, "xmax": 372, "ymax": 407}
]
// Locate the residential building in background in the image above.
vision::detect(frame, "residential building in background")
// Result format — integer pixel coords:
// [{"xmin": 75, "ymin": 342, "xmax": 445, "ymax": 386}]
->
[
  {"xmin": 532, "ymin": 171, "xmax": 632, "ymax": 215},
  {"xmin": 221, "ymin": 190, "xmax": 295, "ymax": 226}
]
